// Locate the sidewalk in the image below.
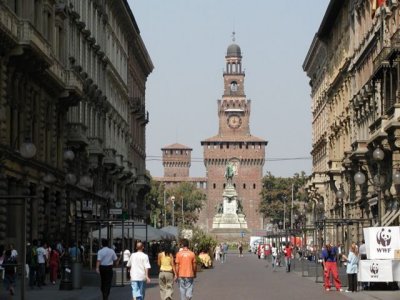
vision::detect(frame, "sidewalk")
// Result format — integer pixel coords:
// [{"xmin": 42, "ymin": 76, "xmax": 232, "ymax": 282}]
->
[{"xmin": 290, "ymin": 258, "xmax": 399, "ymax": 300}]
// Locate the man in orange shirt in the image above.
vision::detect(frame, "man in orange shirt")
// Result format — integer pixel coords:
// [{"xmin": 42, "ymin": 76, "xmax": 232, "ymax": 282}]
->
[{"xmin": 175, "ymin": 239, "xmax": 196, "ymax": 300}]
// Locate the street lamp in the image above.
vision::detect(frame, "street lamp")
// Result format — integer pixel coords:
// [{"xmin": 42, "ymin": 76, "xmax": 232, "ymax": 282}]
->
[
  {"xmin": 170, "ymin": 196, "xmax": 175, "ymax": 227},
  {"xmin": 0, "ymin": 140, "xmax": 37, "ymax": 300},
  {"xmin": 354, "ymin": 146, "xmax": 385, "ymax": 225}
]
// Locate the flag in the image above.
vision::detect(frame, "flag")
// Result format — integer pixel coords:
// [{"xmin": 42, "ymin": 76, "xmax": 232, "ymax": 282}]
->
[{"xmin": 372, "ymin": 0, "xmax": 386, "ymax": 17}]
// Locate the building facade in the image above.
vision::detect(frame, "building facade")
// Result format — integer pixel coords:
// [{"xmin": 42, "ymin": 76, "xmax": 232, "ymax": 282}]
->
[
  {"xmin": 0, "ymin": 0, "xmax": 152, "ymax": 253},
  {"xmin": 303, "ymin": 0, "xmax": 400, "ymax": 250},
  {"xmin": 200, "ymin": 41, "xmax": 267, "ymax": 231}
]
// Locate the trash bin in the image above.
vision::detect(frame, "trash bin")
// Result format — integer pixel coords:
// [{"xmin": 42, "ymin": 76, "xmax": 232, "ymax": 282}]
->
[
  {"xmin": 59, "ymin": 256, "xmax": 73, "ymax": 290},
  {"xmin": 72, "ymin": 261, "xmax": 82, "ymax": 289}
]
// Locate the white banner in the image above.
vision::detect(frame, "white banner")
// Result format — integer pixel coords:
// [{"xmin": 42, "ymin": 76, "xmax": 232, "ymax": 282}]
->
[
  {"xmin": 358, "ymin": 260, "xmax": 393, "ymax": 282},
  {"xmin": 364, "ymin": 226, "xmax": 400, "ymax": 260},
  {"xmin": 393, "ymin": 260, "xmax": 400, "ymax": 281}
]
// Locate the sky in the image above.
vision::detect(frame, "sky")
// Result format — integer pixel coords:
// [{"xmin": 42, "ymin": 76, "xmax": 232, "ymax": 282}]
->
[{"xmin": 128, "ymin": 0, "xmax": 330, "ymax": 178}]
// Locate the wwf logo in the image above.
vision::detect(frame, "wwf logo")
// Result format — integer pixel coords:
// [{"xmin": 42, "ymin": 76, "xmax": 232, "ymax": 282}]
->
[
  {"xmin": 370, "ymin": 263, "xmax": 379, "ymax": 275},
  {"xmin": 376, "ymin": 228, "xmax": 392, "ymax": 247}
]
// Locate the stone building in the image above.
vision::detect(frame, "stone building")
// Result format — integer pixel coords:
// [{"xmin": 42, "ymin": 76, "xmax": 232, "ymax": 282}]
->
[
  {"xmin": 0, "ymin": 0, "xmax": 152, "ymax": 253},
  {"xmin": 154, "ymin": 143, "xmax": 207, "ymax": 189},
  {"xmin": 303, "ymin": 0, "xmax": 400, "ymax": 249},
  {"xmin": 200, "ymin": 40, "xmax": 268, "ymax": 232}
]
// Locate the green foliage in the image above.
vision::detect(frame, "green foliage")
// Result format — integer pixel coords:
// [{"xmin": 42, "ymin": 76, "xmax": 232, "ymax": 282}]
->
[
  {"xmin": 259, "ymin": 171, "xmax": 308, "ymax": 223},
  {"xmin": 145, "ymin": 179, "xmax": 206, "ymax": 227},
  {"xmin": 191, "ymin": 227, "xmax": 217, "ymax": 254}
]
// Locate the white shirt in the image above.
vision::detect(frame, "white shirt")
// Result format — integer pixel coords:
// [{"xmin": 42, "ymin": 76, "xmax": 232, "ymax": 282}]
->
[
  {"xmin": 97, "ymin": 247, "xmax": 117, "ymax": 266},
  {"xmin": 11, "ymin": 249, "xmax": 18, "ymax": 258},
  {"xmin": 37, "ymin": 247, "xmax": 46, "ymax": 264},
  {"xmin": 127, "ymin": 251, "xmax": 151, "ymax": 281},
  {"xmin": 359, "ymin": 244, "xmax": 366, "ymax": 255},
  {"xmin": 272, "ymin": 247, "xmax": 277, "ymax": 256},
  {"xmin": 123, "ymin": 249, "xmax": 131, "ymax": 262}
]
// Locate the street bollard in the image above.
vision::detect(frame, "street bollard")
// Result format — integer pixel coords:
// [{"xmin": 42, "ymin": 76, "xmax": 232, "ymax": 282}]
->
[{"xmin": 59, "ymin": 255, "xmax": 73, "ymax": 290}]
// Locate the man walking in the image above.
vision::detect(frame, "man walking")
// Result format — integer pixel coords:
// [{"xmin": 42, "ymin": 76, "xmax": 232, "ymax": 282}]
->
[
  {"xmin": 175, "ymin": 239, "xmax": 196, "ymax": 300},
  {"xmin": 127, "ymin": 242, "xmax": 151, "ymax": 300},
  {"xmin": 36, "ymin": 241, "xmax": 47, "ymax": 288},
  {"xmin": 96, "ymin": 239, "xmax": 118, "ymax": 300}
]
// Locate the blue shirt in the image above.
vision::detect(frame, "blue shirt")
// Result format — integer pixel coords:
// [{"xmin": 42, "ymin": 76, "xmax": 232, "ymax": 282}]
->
[
  {"xmin": 322, "ymin": 246, "xmax": 337, "ymax": 262},
  {"xmin": 346, "ymin": 251, "xmax": 358, "ymax": 274}
]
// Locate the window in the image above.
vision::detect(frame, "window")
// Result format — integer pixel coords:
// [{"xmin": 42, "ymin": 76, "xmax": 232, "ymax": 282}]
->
[
  {"xmin": 243, "ymin": 184, "xmax": 246, "ymax": 189},
  {"xmin": 213, "ymin": 183, "xmax": 216, "ymax": 189},
  {"xmin": 253, "ymin": 184, "xmax": 256, "ymax": 189}
]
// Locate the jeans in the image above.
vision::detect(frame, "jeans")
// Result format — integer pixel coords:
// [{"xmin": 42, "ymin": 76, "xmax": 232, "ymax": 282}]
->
[
  {"xmin": 37, "ymin": 263, "xmax": 46, "ymax": 287},
  {"xmin": 271, "ymin": 256, "xmax": 277, "ymax": 271},
  {"xmin": 29, "ymin": 265, "xmax": 37, "ymax": 287},
  {"xmin": 179, "ymin": 277, "xmax": 194, "ymax": 300},
  {"xmin": 285, "ymin": 257, "xmax": 291, "ymax": 272},
  {"xmin": 131, "ymin": 281, "xmax": 146, "ymax": 300}
]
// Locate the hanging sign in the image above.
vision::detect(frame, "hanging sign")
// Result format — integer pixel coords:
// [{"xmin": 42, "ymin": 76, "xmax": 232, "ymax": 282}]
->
[
  {"xmin": 364, "ymin": 226, "xmax": 400, "ymax": 260},
  {"xmin": 359, "ymin": 260, "xmax": 393, "ymax": 282}
]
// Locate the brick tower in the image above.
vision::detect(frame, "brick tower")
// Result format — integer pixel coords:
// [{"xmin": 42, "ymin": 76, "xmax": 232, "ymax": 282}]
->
[
  {"xmin": 200, "ymin": 37, "xmax": 268, "ymax": 232},
  {"xmin": 162, "ymin": 143, "xmax": 193, "ymax": 178}
]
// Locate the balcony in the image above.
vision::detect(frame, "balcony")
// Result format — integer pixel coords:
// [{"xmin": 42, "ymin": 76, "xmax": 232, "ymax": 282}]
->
[
  {"xmin": 18, "ymin": 20, "xmax": 52, "ymax": 68},
  {"xmin": 373, "ymin": 47, "xmax": 391, "ymax": 75},
  {"xmin": 66, "ymin": 123, "xmax": 89, "ymax": 146},
  {"xmin": 0, "ymin": 2, "xmax": 19, "ymax": 50}
]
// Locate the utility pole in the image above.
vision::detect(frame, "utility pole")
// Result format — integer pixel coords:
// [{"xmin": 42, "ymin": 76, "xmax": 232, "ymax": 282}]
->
[
  {"xmin": 181, "ymin": 197, "xmax": 184, "ymax": 227},
  {"xmin": 291, "ymin": 183, "xmax": 294, "ymax": 229},
  {"xmin": 163, "ymin": 189, "xmax": 166, "ymax": 227}
]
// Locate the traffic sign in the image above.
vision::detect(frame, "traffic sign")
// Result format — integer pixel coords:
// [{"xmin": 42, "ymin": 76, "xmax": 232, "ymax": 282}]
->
[{"xmin": 109, "ymin": 208, "xmax": 122, "ymax": 215}]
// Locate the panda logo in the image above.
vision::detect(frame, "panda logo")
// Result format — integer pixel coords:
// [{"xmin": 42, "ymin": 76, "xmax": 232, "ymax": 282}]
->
[
  {"xmin": 370, "ymin": 263, "xmax": 379, "ymax": 275},
  {"xmin": 376, "ymin": 228, "xmax": 392, "ymax": 247}
]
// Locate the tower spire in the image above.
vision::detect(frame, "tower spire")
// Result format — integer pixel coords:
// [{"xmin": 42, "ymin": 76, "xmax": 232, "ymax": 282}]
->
[{"xmin": 232, "ymin": 31, "xmax": 236, "ymax": 42}]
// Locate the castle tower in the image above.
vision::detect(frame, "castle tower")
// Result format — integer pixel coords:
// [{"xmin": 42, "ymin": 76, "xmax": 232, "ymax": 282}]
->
[
  {"xmin": 162, "ymin": 143, "xmax": 193, "ymax": 178},
  {"xmin": 200, "ymin": 36, "xmax": 268, "ymax": 232}
]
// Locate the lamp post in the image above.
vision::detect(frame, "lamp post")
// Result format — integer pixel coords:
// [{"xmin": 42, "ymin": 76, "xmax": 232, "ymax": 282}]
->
[
  {"xmin": 335, "ymin": 185, "xmax": 345, "ymax": 249},
  {"xmin": 171, "ymin": 196, "xmax": 175, "ymax": 227},
  {"xmin": 181, "ymin": 197, "xmax": 184, "ymax": 227},
  {"xmin": 354, "ymin": 146, "xmax": 385, "ymax": 226},
  {"xmin": 0, "ymin": 140, "xmax": 37, "ymax": 300}
]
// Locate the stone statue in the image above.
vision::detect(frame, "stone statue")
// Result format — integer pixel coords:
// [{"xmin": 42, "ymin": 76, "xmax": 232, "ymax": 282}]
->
[
  {"xmin": 224, "ymin": 162, "xmax": 234, "ymax": 183},
  {"xmin": 217, "ymin": 203, "xmax": 223, "ymax": 214},
  {"xmin": 236, "ymin": 199, "xmax": 244, "ymax": 215}
]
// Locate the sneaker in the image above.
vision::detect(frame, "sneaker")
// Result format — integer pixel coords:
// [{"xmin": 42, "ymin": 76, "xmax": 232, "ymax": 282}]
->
[
  {"xmin": 325, "ymin": 288, "xmax": 330, "ymax": 291},
  {"xmin": 345, "ymin": 290, "xmax": 351, "ymax": 293},
  {"xmin": 338, "ymin": 288, "xmax": 344, "ymax": 292}
]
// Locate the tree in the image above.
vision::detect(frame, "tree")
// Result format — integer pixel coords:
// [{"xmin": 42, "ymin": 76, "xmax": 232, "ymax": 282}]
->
[
  {"xmin": 145, "ymin": 180, "xmax": 206, "ymax": 228},
  {"xmin": 259, "ymin": 171, "xmax": 308, "ymax": 226}
]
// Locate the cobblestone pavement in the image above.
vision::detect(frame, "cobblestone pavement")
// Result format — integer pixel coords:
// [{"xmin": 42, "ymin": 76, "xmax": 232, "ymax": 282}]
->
[{"xmin": 4, "ymin": 252, "xmax": 399, "ymax": 299}]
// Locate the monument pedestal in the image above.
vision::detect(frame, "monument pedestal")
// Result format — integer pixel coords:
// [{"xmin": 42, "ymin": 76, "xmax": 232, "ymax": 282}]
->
[{"xmin": 211, "ymin": 183, "xmax": 249, "ymax": 241}]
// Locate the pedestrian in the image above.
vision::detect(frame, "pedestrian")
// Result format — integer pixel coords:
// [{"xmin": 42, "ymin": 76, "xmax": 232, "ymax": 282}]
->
[
  {"xmin": 69, "ymin": 242, "xmax": 81, "ymax": 262},
  {"xmin": 238, "ymin": 242, "xmax": 243, "ymax": 257},
  {"xmin": 36, "ymin": 241, "xmax": 47, "ymax": 288},
  {"xmin": 271, "ymin": 242, "xmax": 278, "ymax": 272},
  {"xmin": 49, "ymin": 247, "xmax": 60, "ymax": 285},
  {"xmin": 8, "ymin": 243, "xmax": 18, "ymax": 259},
  {"xmin": 158, "ymin": 243, "xmax": 176, "ymax": 300},
  {"xmin": 358, "ymin": 239, "xmax": 368, "ymax": 290},
  {"xmin": 214, "ymin": 244, "xmax": 221, "ymax": 262},
  {"xmin": 341, "ymin": 242, "xmax": 359, "ymax": 293},
  {"xmin": 175, "ymin": 239, "xmax": 196, "ymax": 300},
  {"xmin": 2, "ymin": 249, "xmax": 17, "ymax": 295},
  {"xmin": 96, "ymin": 239, "xmax": 118, "ymax": 300},
  {"xmin": 322, "ymin": 241, "xmax": 343, "ymax": 292},
  {"xmin": 127, "ymin": 242, "xmax": 151, "ymax": 300},
  {"xmin": 120, "ymin": 247, "xmax": 131, "ymax": 280},
  {"xmin": 222, "ymin": 242, "xmax": 228, "ymax": 263},
  {"xmin": 284, "ymin": 243, "xmax": 293, "ymax": 272},
  {"xmin": 27, "ymin": 240, "xmax": 38, "ymax": 288}
]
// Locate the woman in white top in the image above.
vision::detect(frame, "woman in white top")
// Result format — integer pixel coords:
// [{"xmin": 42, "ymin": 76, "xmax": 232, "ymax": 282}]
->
[
  {"xmin": 271, "ymin": 243, "xmax": 278, "ymax": 272},
  {"xmin": 214, "ymin": 244, "xmax": 221, "ymax": 261}
]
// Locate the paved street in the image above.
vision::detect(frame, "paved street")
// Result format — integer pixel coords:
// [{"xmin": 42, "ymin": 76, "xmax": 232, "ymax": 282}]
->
[{"xmin": 5, "ymin": 251, "xmax": 399, "ymax": 300}]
